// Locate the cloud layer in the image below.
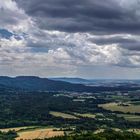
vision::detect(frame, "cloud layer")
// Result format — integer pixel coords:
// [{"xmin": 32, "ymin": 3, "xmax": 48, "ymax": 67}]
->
[
  {"xmin": 15, "ymin": 0, "xmax": 140, "ymax": 34},
  {"xmin": 0, "ymin": 0, "xmax": 140, "ymax": 78}
]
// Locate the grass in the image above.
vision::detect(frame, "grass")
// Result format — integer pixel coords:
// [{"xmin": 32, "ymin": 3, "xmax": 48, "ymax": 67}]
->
[
  {"xmin": 99, "ymin": 102, "xmax": 140, "ymax": 113},
  {"xmin": 117, "ymin": 114, "xmax": 140, "ymax": 122},
  {"xmin": 74, "ymin": 113, "xmax": 96, "ymax": 118},
  {"xmin": 50, "ymin": 111, "xmax": 78, "ymax": 119},
  {"xmin": 94, "ymin": 129, "xmax": 105, "ymax": 134},
  {"xmin": 108, "ymin": 95, "xmax": 130, "ymax": 101},
  {"xmin": 127, "ymin": 129, "xmax": 140, "ymax": 134},
  {"xmin": 130, "ymin": 101, "xmax": 140, "ymax": 105},
  {"xmin": 73, "ymin": 99, "xmax": 85, "ymax": 102}
]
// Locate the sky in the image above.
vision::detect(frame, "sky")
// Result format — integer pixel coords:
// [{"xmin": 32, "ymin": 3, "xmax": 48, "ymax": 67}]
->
[{"xmin": 0, "ymin": 0, "xmax": 140, "ymax": 79}]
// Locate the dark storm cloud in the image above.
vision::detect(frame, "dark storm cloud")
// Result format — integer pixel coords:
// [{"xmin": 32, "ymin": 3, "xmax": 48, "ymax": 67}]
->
[
  {"xmin": 120, "ymin": 42, "xmax": 140, "ymax": 51},
  {"xmin": 15, "ymin": 0, "xmax": 140, "ymax": 34},
  {"xmin": 90, "ymin": 36, "xmax": 140, "ymax": 51},
  {"xmin": 0, "ymin": 7, "xmax": 19, "ymax": 25},
  {"xmin": 90, "ymin": 37, "xmax": 137, "ymax": 45}
]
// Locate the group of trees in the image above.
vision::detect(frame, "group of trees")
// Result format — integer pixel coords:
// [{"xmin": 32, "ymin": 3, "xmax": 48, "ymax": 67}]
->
[
  {"xmin": 0, "ymin": 91, "xmax": 139, "ymax": 129},
  {"xmin": 0, "ymin": 131, "xmax": 17, "ymax": 140}
]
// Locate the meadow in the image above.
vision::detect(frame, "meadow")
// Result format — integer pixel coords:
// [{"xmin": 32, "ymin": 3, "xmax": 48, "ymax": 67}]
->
[
  {"xmin": 117, "ymin": 114, "xmax": 140, "ymax": 122},
  {"xmin": 49, "ymin": 111, "xmax": 78, "ymax": 119},
  {"xmin": 99, "ymin": 102, "xmax": 140, "ymax": 113}
]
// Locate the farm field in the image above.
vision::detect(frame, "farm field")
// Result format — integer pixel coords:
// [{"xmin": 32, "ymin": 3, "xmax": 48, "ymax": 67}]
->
[
  {"xmin": 50, "ymin": 111, "xmax": 78, "ymax": 119},
  {"xmin": 74, "ymin": 113, "xmax": 96, "ymax": 118},
  {"xmin": 117, "ymin": 114, "xmax": 140, "ymax": 122},
  {"xmin": 107, "ymin": 95, "xmax": 130, "ymax": 101},
  {"xmin": 0, "ymin": 85, "xmax": 140, "ymax": 139},
  {"xmin": 128, "ymin": 129, "xmax": 140, "ymax": 134},
  {"xmin": 94, "ymin": 129, "xmax": 105, "ymax": 134},
  {"xmin": 99, "ymin": 102, "xmax": 140, "ymax": 113},
  {"xmin": 129, "ymin": 101, "xmax": 140, "ymax": 105},
  {"xmin": 16, "ymin": 128, "xmax": 64, "ymax": 140}
]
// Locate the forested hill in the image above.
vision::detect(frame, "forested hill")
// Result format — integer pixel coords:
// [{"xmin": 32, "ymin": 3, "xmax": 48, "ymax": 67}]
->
[
  {"xmin": 0, "ymin": 76, "xmax": 140, "ymax": 92},
  {"xmin": 49, "ymin": 77, "xmax": 90, "ymax": 84}
]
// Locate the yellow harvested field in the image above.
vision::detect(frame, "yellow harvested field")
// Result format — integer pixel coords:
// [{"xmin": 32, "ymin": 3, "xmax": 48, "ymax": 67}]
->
[
  {"xmin": 16, "ymin": 128, "xmax": 64, "ymax": 140},
  {"xmin": 50, "ymin": 111, "xmax": 78, "ymax": 119},
  {"xmin": 99, "ymin": 102, "xmax": 140, "ymax": 113}
]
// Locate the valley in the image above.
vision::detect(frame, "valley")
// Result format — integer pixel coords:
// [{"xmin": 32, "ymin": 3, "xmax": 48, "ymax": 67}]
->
[{"xmin": 0, "ymin": 77, "xmax": 140, "ymax": 139}]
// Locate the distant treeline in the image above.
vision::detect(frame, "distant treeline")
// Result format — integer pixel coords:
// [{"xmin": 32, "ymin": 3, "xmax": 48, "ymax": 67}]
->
[
  {"xmin": 0, "ymin": 76, "xmax": 140, "ymax": 92},
  {"xmin": 0, "ymin": 131, "xmax": 17, "ymax": 140}
]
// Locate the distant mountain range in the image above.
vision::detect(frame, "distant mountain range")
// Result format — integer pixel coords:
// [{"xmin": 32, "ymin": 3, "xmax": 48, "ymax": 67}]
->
[
  {"xmin": 49, "ymin": 77, "xmax": 140, "ymax": 86},
  {"xmin": 0, "ymin": 76, "xmax": 140, "ymax": 92},
  {"xmin": 49, "ymin": 77, "xmax": 91, "ymax": 84},
  {"xmin": 0, "ymin": 76, "xmax": 83, "ymax": 92}
]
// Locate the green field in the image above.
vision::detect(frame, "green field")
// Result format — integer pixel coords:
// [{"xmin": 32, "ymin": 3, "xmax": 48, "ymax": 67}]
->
[
  {"xmin": 128, "ymin": 129, "xmax": 140, "ymax": 134},
  {"xmin": 74, "ymin": 113, "xmax": 96, "ymax": 118},
  {"xmin": 130, "ymin": 101, "xmax": 140, "ymax": 105},
  {"xmin": 49, "ymin": 111, "xmax": 78, "ymax": 119},
  {"xmin": 99, "ymin": 102, "xmax": 140, "ymax": 114},
  {"xmin": 117, "ymin": 114, "xmax": 140, "ymax": 122}
]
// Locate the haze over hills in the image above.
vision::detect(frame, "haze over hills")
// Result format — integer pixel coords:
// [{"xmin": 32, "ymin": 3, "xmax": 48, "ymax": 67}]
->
[
  {"xmin": 0, "ymin": 76, "xmax": 140, "ymax": 92},
  {"xmin": 49, "ymin": 77, "xmax": 91, "ymax": 84},
  {"xmin": 49, "ymin": 77, "xmax": 140, "ymax": 87}
]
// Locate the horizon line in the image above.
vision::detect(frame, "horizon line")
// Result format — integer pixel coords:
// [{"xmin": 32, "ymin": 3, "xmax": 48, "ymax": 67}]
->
[{"xmin": 0, "ymin": 75, "xmax": 140, "ymax": 80}]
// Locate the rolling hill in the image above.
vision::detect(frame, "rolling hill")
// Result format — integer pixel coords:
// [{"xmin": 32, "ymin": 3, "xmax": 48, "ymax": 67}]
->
[{"xmin": 0, "ymin": 76, "xmax": 140, "ymax": 92}]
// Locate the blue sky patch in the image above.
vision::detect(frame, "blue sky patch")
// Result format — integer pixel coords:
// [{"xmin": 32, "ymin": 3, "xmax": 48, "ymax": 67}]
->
[{"xmin": 0, "ymin": 29, "xmax": 13, "ymax": 39}]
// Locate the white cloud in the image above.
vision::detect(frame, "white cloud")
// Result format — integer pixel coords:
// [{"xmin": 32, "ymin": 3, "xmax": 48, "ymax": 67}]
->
[
  {"xmin": 0, "ymin": 0, "xmax": 140, "ymax": 78},
  {"xmin": 0, "ymin": 0, "xmax": 32, "ymax": 32}
]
